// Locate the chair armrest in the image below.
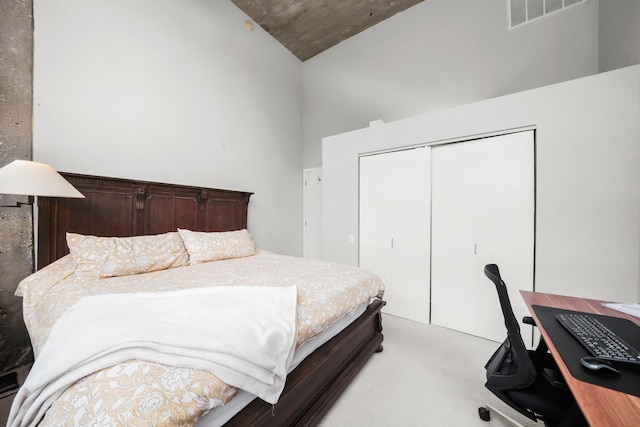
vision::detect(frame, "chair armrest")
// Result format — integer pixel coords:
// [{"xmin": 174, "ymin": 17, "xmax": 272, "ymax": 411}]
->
[
  {"xmin": 523, "ymin": 316, "xmax": 553, "ymax": 358},
  {"xmin": 542, "ymin": 368, "xmax": 568, "ymax": 391}
]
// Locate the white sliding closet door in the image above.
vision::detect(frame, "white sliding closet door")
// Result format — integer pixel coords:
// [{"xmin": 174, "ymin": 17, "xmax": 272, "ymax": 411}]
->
[
  {"xmin": 431, "ymin": 131, "xmax": 534, "ymax": 343},
  {"xmin": 359, "ymin": 147, "xmax": 430, "ymax": 323}
]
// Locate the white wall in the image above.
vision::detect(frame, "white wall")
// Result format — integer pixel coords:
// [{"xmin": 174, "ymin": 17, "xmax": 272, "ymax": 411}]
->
[
  {"xmin": 323, "ymin": 65, "xmax": 640, "ymax": 303},
  {"xmin": 303, "ymin": 0, "xmax": 599, "ymax": 169},
  {"xmin": 600, "ymin": 0, "xmax": 640, "ymax": 72},
  {"xmin": 32, "ymin": 0, "xmax": 303, "ymax": 256}
]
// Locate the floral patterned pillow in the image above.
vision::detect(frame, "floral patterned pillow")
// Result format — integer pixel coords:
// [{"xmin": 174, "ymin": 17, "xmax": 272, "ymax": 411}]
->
[
  {"xmin": 177, "ymin": 228, "xmax": 256, "ymax": 265},
  {"xmin": 67, "ymin": 232, "xmax": 189, "ymax": 279}
]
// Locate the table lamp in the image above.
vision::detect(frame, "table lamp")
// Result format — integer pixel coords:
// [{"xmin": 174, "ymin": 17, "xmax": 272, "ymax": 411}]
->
[
  {"xmin": 0, "ymin": 160, "xmax": 84, "ymax": 205},
  {"xmin": 0, "ymin": 160, "xmax": 84, "ymax": 391},
  {"xmin": 0, "ymin": 159, "xmax": 84, "ymax": 270}
]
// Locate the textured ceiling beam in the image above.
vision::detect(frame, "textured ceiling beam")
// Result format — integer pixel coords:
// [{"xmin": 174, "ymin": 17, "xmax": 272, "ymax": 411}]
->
[{"xmin": 231, "ymin": 0, "xmax": 424, "ymax": 61}]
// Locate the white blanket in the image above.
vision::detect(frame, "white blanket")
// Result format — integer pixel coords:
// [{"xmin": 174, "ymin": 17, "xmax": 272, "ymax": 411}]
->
[{"xmin": 8, "ymin": 285, "xmax": 298, "ymax": 427}]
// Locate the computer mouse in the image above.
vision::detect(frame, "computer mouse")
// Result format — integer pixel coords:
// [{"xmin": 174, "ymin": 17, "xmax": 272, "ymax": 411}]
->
[{"xmin": 580, "ymin": 357, "xmax": 620, "ymax": 374}]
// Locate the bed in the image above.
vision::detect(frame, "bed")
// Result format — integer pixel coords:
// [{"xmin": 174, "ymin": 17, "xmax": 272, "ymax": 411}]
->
[{"xmin": 10, "ymin": 173, "xmax": 385, "ymax": 427}]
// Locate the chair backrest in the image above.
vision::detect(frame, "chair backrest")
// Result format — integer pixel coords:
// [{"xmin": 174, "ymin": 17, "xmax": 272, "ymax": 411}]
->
[{"xmin": 484, "ymin": 264, "xmax": 537, "ymax": 391}]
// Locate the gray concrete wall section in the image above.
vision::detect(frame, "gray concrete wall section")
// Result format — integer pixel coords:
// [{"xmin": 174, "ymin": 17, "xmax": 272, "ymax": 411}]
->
[{"xmin": 0, "ymin": 0, "xmax": 34, "ymax": 373}]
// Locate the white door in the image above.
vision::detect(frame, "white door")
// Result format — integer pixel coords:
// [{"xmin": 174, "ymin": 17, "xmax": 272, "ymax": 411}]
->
[
  {"xmin": 303, "ymin": 168, "xmax": 323, "ymax": 259},
  {"xmin": 431, "ymin": 131, "xmax": 535, "ymax": 343},
  {"xmin": 359, "ymin": 147, "xmax": 431, "ymax": 323}
]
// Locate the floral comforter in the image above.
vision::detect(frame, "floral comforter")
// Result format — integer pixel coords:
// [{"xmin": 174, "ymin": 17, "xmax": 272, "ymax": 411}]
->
[{"xmin": 15, "ymin": 251, "xmax": 384, "ymax": 426}]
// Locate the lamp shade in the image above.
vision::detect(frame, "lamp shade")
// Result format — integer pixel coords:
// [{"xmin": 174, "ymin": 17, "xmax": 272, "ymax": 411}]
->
[{"xmin": 0, "ymin": 160, "xmax": 85, "ymax": 198}]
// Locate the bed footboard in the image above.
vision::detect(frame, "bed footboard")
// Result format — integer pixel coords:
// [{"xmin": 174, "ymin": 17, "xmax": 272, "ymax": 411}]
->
[{"xmin": 226, "ymin": 299, "xmax": 385, "ymax": 426}]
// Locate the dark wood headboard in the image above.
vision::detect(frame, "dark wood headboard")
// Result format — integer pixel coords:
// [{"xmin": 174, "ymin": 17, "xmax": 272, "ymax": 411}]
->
[{"xmin": 37, "ymin": 173, "xmax": 253, "ymax": 269}]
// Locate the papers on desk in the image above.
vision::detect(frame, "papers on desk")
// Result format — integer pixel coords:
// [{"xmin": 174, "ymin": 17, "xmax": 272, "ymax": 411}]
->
[{"xmin": 602, "ymin": 302, "xmax": 640, "ymax": 319}]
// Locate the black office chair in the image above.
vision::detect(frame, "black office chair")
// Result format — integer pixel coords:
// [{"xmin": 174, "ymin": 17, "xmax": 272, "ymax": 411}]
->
[{"xmin": 479, "ymin": 264, "xmax": 587, "ymax": 427}]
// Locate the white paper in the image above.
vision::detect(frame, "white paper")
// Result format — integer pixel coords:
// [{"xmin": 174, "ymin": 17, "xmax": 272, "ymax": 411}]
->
[{"xmin": 602, "ymin": 302, "xmax": 640, "ymax": 319}]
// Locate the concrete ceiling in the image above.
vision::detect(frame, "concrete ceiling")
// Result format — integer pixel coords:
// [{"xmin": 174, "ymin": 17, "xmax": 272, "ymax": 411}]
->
[{"xmin": 231, "ymin": 0, "xmax": 424, "ymax": 61}]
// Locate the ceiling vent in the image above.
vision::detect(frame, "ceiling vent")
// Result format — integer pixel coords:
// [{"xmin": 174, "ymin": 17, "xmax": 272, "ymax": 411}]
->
[{"xmin": 508, "ymin": 0, "xmax": 588, "ymax": 28}]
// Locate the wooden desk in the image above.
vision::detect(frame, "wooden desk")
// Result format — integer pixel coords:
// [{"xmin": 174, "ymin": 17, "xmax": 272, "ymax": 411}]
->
[{"xmin": 520, "ymin": 291, "xmax": 640, "ymax": 426}]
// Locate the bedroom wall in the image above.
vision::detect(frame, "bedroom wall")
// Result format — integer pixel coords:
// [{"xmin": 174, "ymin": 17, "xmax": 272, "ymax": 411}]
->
[
  {"xmin": 599, "ymin": 0, "xmax": 640, "ymax": 72},
  {"xmin": 322, "ymin": 65, "xmax": 640, "ymax": 303},
  {"xmin": 302, "ymin": 0, "xmax": 600, "ymax": 169},
  {"xmin": 32, "ymin": 0, "xmax": 303, "ymax": 256}
]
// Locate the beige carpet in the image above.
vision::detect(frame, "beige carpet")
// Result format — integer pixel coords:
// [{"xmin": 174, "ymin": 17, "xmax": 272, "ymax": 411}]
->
[{"xmin": 318, "ymin": 314, "xmax": 539, "ymax": 427}]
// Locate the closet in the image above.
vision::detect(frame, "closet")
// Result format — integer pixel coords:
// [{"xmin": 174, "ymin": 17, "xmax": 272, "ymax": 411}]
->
[
  {"xmin": 358, "ymin": 131, "xmax": 534, "ymax": 342},
  {"xmin": 430, "ymin": 131, "xmax": 534, "ymax": 343},
  {"xmin": 359, "ymin": 147, "xmax": 431, "ymax": 323}
]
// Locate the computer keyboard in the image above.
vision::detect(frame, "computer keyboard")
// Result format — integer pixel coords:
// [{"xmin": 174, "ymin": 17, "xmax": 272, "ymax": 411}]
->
[{"xmin": 556, "ymin": 312, "xmax": 640, "ymax": 365}]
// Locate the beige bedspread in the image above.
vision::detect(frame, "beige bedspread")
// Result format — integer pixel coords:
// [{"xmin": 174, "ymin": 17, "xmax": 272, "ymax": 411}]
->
[{"xmin": 15, "ymin": 250, "xmax": 384, "ymax": 426}]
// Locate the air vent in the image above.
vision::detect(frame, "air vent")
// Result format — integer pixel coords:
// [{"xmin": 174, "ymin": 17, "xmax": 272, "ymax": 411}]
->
[{"xmin": 508, "ymin": 0, "xmax": 588, "ymax": 28}]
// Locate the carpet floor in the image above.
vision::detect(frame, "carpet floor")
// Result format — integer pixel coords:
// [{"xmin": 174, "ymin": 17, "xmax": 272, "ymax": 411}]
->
[{"xmin": 317, "ymin": 314, "xmax": 538, "ymax": 427}]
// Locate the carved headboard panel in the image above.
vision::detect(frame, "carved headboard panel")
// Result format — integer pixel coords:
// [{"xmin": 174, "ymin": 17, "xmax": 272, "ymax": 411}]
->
[{"xmin": 37, "ymin": 173, "xmax": 253, "ymax": 269}]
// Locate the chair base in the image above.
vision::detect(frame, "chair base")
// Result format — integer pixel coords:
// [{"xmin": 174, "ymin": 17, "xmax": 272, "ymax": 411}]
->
[{"xmin": 478, "ymin": 404, "xmax": 533, "ymax": 426}]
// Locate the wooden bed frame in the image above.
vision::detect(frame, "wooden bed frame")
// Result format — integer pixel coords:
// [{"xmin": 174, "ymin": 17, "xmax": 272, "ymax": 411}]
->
[{"xmin": 36, "ymin": 173, "xmax": 385, "ymax": 426}]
